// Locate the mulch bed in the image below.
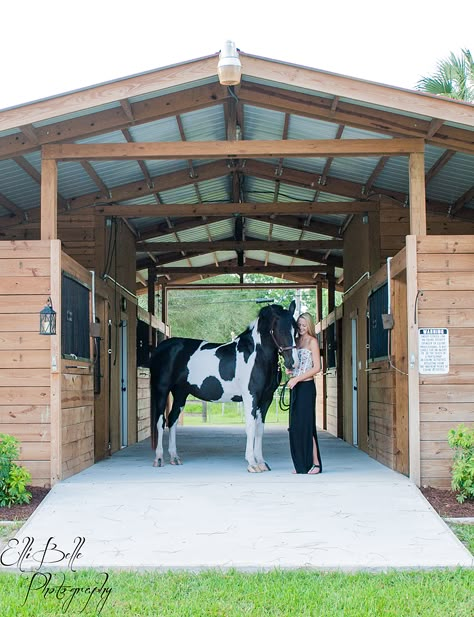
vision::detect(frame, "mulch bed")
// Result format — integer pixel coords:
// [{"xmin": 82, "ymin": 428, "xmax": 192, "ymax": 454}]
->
[
  {"xmin": 420, "ymin": 487, "xmax": 474, "ymax": 518},
  {"xmin": 0, "ymin": 487, "xmax": 50, "ymax": 521}
]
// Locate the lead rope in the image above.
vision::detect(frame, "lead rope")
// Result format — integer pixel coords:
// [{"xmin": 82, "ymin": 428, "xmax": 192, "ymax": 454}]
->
[{"xmin": 277, "ymin": 354, "xmax": 292, "ymax": 412}]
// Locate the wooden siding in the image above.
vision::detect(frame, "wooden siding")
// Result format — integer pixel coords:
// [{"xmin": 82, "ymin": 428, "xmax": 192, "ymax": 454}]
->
[
  {"xmin": 4, "ymin": 212, "xmax": 97, "ymax": 270},
  {"xmin": 137, "ymin": 368, "xmax": 151, "ymax": 442},
  {"xmin": 61, "ymin": 369, "xmax": 94, "ymax": 479},
  {"xmin": 367, "ymin": 365, "xmax": 396, "ymax": 469},
  {"xmin": 417, "ymin": 236, "xmax": 474, "ymax": 489},
  {"xmin": 380, "ymin": 201, "xmax": 474, "ymax": 260},
  {"xmin": 60, "ymin": 254, "xmax": 94, "ymax": 480},
  {"xmin": 0, "ymin": 241, "xmax": 52, "ymax": 486},
  {"xmin": 325, "ymin": 371, "xmax": 338, "ymax": 436}
]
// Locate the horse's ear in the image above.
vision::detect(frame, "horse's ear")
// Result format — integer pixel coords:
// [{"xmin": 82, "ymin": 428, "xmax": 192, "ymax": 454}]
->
[{"xmin": 289, "ymin": 300, "xmax": 296, "ymax": 316}]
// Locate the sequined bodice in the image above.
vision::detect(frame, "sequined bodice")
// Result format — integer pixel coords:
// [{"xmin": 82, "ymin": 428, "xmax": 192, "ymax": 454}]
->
[{"xmin": 293, "ymin": 347, "xmax": 313, "ymax": 377}]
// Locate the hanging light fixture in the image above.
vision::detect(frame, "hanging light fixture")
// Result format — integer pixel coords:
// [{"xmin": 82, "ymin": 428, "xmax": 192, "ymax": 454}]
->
[
  {"xmin": 39, "ymin": 297, "xmax": 57, "ymax": 335},
  {"xmin": 217, "ymin": 40, "xmax": 242, "ymax": 86}
]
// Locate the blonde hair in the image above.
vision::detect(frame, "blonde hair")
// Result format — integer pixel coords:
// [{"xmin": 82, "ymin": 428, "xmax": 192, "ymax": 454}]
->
[{"xmin": 297, "ymin": 312, "xmax": 316, "ymax": 338}]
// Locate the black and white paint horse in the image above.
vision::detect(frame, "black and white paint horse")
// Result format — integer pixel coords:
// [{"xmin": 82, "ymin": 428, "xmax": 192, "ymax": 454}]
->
[{"xmin": 150, "ymin": 301, "xmax": 298, "ymax": 472}]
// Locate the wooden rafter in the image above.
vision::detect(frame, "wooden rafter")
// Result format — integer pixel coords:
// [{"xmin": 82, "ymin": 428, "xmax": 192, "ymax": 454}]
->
[
  {"xmin": 122, "ymin": 128, "xmax": 154, "ymax": 187},
  {"xmin": 0, "ymin": 192, "xmax": 24, "ymax": 217},
  {"xmin": 0, "ymin": 83, "xmax": 227, "ymax": 162},
  {"xmin": 13, "ymin": 155, "xmax": 67, "ymax": 209},
  {"xmin": 425, "ymin": 150, "xmax": 455, "ymax": 186},
  {"xmin": 450, "ymin": 185, "xmax": 474, "ymax": 216},
  {"xmin": 238, "ymin": 82, "xmax": 474, "ymax": 155}
]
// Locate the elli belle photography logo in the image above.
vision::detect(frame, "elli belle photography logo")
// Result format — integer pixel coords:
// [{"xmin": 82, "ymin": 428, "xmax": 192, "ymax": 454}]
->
[{"xmin": 1, "ymin": 536, "xmax": 112, "ymax": 614}]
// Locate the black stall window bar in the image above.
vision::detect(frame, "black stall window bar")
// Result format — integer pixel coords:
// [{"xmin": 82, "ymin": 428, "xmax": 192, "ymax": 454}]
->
[
  {"xmin": 137, "ymin": 319, "xmax": 151, "ymax": 368},
  {"xmin": 61, "ymin": 273, "xmax": 91, "ymax": 361},
  {"xmin": 368, "ymin": 282, "xmax": 389, "ymax": 362},
  {"xmin": 326, "ymin": 322, "xmax": 336, "ymax": 369}
]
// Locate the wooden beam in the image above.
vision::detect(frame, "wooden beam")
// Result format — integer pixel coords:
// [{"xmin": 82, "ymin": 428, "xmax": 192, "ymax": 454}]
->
[
  {"xmin": 0, "ymin": 84, "xmax": 227, "ymax": 162},
  {"xmin": 154, "ymin": 264, "xmax": 332, "ymax": 275},
  {"xmin": 0, "ymin": 192, "xmax": 24, "ymax": 217},
  {"xmin": 242, "ymin": 159, "xmax": 471, "ymax": 220},
  {"xmin": 98, "ymin": 201, "xmax": 375, "ymax": 218},
  {"xmin": 40, "ymin": 158, "xmax": 58, "ymax": 240},
  {"xmin": 137, "ymin": 239, "xmax": 343, "ymax": 252},
  {"xmin": 239, "ymin": 82, "xmax": 474, "ymax": 155},
  {"xmin": 409, "ymin": 152, "xmax": 427, "ymax": 235},
  {"xmin": 163, "ymin": 283, "xmax": 320, "ymax": 291},
  {"xmin": 43, "ymin": 139, "xmax": 425, "ymax": 161},
  {"xmin": 241, "ymin": 54, "xmax": 474, "ymax": 129},
  {"xmin": 450, "ymin": 185, "xmax": 474, "ymax": 216},
  {"xmin": 0, "ymin": 56, "xmax": 220, "ymax": 133}
]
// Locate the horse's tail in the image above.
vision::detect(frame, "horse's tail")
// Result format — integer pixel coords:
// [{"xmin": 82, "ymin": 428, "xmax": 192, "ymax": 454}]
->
[{"xmin": 150, "ymin": 351, "xmax": 159, "ymax": 451}]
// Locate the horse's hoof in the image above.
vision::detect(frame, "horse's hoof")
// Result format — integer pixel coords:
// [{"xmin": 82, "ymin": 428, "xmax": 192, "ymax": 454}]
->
[
  {"xmin": 257, "ymin": 462, "xmax": 271, "ymax": 472},
  {"xmin": 247, "ymin": 465, "xmax": 262, "ymax": 473},
  {"xmin": 170, "ymin": 457, "xmax": 182, "ymax": 465},
  {"xmin": 153, "ymin": 458, "xmax": 163, "ymax": 468}
]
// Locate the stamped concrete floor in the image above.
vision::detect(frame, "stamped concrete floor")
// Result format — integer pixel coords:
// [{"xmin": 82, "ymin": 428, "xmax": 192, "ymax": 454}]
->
[{"xmin": 9, "ymin": 425, "xmax": 474, "ymax": 571}]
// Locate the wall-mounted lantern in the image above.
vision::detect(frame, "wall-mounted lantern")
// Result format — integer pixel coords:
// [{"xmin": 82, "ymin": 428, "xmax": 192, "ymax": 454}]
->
[{"xmin": 39, "ymin": 297, "xmax": 57, "ymax": 335}]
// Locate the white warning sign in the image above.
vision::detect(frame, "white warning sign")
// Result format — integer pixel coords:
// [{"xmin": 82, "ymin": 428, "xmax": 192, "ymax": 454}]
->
[{"xmin": 418, "ymin": 328, "xmax": 449, "ymax": 375}]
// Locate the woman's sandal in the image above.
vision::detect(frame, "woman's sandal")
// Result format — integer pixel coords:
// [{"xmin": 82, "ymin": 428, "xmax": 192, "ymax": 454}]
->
[{"xmin": 307, "ymin": 464, "xmax": 321, "ymax": 475}]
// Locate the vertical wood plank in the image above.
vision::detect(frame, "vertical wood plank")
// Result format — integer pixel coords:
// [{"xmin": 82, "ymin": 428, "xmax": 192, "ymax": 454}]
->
[
  {"xmin": 316, "ymin": 284, "xmax": 322, "ymax": 323},
  {"xmin": 392, "ymin": 272, "xmax": 409, "ymax": 475},
  {"xmin": 406, "ymin": 235, "xmax": 420, "ymax": 484},
  {"xmin": 41, "ymin": 158, "xmax": 58, "ymax": 240},
  {"xmin": 161, "ymin": 283, "xmax": 168, "ymax": 326},
  {"xmin": 49, "ymin": 240, "xmax": 62, "ymax": 484},
  {"xmin": 409, "ymin": 152, "xmax": 427, "ymax": 236}
]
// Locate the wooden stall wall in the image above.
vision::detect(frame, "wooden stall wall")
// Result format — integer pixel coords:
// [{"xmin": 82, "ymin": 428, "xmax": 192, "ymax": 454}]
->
[
  {"xmin": 417, "ymin": 236, "xmax": 474, "ymax": 489},
  {"xmin": 94, "ymin": 217, "xmax": 138, "ymax": 453},
  {"xmin": 60, "ymin": 253, "xmax": 94, "ymax": 480},
  {"xmin": 367, "ymin": 365, "xmax": 396, "ymax": 469},
  {"xmin": 316, "ymin": 309, "xmax": 343, "ymax": 438},
  {"xmin": 137, "ymin": 368, "xmax": 151, "ymax": 442},
  {"xmin": 380, "ymin": 199, "xmax": 474, "ymax": 258},
  {"xmin": 0, "ymin": 241, "xmax": 52, "ymax": 487},
  {"xmin": 4, "ymin": 212, "xmax": 96, "ymax": 270},
  {"xmin": 341, "ymin": 215, "xmax": 373, "ymax": 450}
]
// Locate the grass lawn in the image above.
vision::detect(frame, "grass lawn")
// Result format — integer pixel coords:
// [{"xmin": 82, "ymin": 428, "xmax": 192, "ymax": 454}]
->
[
  {"xmin": 449, "ymin": 523, "xmax": 474, "ymax": 554},
  {"xmin": 182, "ymin": 395, "xmax": 288, "ymax": 426},
  {"xmin": 0, "ymin": 568, "xmax": 473, "ymax": 616}
]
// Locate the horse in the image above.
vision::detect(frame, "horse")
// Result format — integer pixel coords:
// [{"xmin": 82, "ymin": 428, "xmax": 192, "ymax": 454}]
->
[{"xmin": 150, "ymin": 301, "xmax": 298, "ymax": 472}]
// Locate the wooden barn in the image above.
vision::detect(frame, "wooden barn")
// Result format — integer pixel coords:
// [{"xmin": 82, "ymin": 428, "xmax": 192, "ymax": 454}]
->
[{"xmin": 0, "ymin": 49, "xmax": 473, "ymax": 489}]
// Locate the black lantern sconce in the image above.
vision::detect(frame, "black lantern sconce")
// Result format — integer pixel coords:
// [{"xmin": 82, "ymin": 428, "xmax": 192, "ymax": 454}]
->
[{"xmin": 39, "ymin": 297, "xmax": 57, "ymax": 335}]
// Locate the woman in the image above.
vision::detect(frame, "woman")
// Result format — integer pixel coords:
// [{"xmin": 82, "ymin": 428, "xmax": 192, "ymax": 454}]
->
[{"xmin": 287, "ymin": 312, "xmax": 323, "ymax": 474}]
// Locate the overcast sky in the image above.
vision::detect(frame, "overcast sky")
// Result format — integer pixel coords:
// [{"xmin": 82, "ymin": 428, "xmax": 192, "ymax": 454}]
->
[{"xmin": 1, "ymin": 0, "xmax": 472, "ymax": 110}]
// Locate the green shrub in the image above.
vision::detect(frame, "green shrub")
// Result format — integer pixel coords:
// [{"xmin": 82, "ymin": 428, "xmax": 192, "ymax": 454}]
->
[
  {"xmin": 447, "ymin": 424, "xmax": 474, "ymax": 503},
  {"xmin": 0, "ymin": 434, "xmax": 32, "ymax": 507}
]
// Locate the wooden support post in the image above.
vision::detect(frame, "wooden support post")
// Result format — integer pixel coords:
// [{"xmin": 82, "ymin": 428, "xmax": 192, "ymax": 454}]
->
[
  {"xmin": 49, "ymin": 240, "xmax": 62, "ymax": 485},
  {"xmin": 161, "ymin": 282, "xmax": 168, "ymax": 327},
  {"xmin": 409, "ymin": 152, "xmax": 427, "ymax": 236},
  {"xmin": 316, "ymin": 284, "xmax": 323, "ymax": 322},
  {"xmin": 328, "ymin": 274, "xmax": 336, "ymax": 315},
  {"xmin": 41, "ymin": 158, "xmax": 58, "ymax": 240},
  {"xmin": 406, "ymin": 235, "xmax": 420, "ymax": 485},
  {"xmin": 148, "ymin": 266, "xmax": 156, "ymax": 348}
]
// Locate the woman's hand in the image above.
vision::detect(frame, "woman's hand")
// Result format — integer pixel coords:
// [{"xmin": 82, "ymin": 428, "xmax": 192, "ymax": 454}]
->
[{"xmin": 287, "ymin": 376, "xmax": 299, "ymax": 389}]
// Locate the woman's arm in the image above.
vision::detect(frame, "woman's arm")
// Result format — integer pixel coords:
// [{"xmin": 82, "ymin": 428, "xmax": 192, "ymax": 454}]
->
[{"xmin": 287, "ymin": 337, "xmax": 321, "ymax": 389}]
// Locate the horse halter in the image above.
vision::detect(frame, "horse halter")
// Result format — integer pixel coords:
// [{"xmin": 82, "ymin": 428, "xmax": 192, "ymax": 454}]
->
[{"xmin": 269, "ymin": 318, "xmax": 296, "ymax": 354}]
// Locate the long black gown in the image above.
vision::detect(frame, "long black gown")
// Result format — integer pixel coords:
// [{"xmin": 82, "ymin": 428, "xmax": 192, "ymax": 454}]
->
[{"xmin": 289, "ymin": 373, "xmax": 323, "ymax": 474}]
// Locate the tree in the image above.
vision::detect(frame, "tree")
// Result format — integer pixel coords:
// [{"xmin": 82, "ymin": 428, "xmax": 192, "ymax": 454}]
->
[{"xmin": 416, "ymin": 49, "xmax": 473, "ymax": 102}]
